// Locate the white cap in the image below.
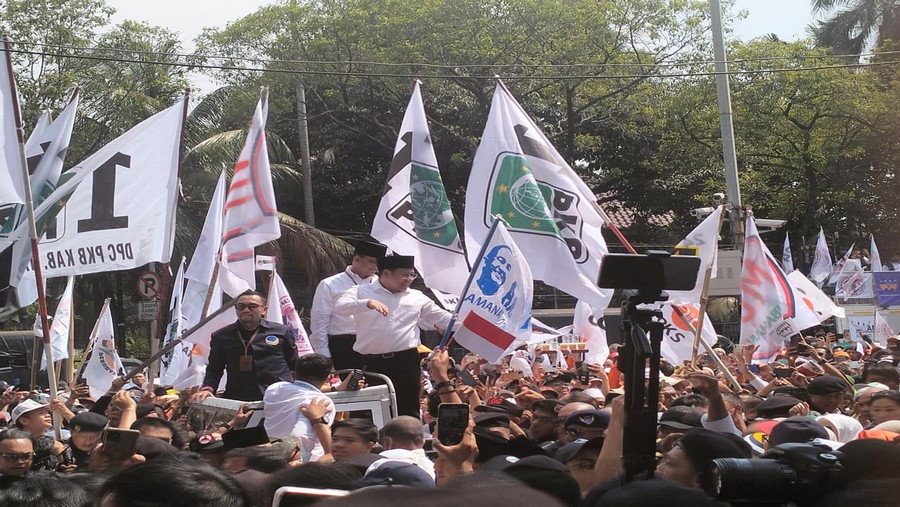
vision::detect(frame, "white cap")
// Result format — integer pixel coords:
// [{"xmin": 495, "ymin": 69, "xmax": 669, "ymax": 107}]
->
[{"xmin": 10, "ymin": 399, "xmax": 48, "ymax": 425}]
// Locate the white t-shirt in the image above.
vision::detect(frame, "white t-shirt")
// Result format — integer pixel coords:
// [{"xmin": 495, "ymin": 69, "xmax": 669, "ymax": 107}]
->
[{"xmin": 263, "ymin": 380, "xmax": 335, "ymax": 462}]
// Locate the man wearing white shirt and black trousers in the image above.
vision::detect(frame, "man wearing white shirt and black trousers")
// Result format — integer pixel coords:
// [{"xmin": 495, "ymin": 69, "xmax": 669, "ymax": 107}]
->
[
  {"xmin": 334, "ymin": 254, "xmax": 454, "ymax": 417},
  {"xmin": 310, "ymin": 240, "xmax": 387, "ymax": 370}
]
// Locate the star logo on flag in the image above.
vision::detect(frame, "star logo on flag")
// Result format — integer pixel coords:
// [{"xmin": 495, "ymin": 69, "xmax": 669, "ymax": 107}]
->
[
  {"xmin": 487, "ymin": 154, "xmax": 558, "ymax": 236},
  {"xmin": 408, "ymin": 163, "xmax": 458, "ymax": 248}
]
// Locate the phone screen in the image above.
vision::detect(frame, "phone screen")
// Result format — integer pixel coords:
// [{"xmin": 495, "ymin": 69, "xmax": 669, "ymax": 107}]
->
[
  {"xmin": 437, "ymin": 403, "xmax": 469, "ymax": 446},
  {"xmin": 774, "ymin": 367, "xmax": 795, "ymax": 378},
  {"xmin": 458, "ymin": 369, "xmax": 478, "ymax": 387}
]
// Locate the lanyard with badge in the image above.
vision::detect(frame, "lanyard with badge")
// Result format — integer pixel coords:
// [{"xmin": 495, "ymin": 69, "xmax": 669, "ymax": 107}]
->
[{"xmin": 239, "ymin": 328, "xmax": 260, "ymax": 372}]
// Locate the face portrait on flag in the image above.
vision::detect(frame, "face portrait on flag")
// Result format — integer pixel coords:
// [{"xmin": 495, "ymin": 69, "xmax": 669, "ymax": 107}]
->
[{"xmin": 477, "ymin": 245, "xmax": 514, "ymax": 296}]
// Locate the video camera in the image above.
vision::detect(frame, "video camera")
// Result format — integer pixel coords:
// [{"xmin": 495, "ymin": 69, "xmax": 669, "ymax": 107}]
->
[{"xmin": 704, "ymin": 443, "xmax": 845, "ymax": 506}]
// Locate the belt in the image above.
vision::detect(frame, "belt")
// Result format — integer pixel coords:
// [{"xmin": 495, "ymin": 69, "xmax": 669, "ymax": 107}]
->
[
  {"xmin": 328, "ymin": 334, "xmax": 356, "ymax": 339},
  {"xmin": 361, "ymin": 348, "xmax": 416, "ymax": 359}
]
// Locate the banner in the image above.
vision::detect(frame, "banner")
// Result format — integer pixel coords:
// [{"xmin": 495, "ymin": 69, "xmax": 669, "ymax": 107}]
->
[
  {"xmin": 0, "ymin": 39, "xmax": 25, "ymax": 206},
  {"xmin": 834, "ymin": 272, "xmax": 873, "ymax": 301},
  {"xmin": 846, "ymin": 314, "xmax": 874, "ymax": 344},
  {"xmin": 572, "ymin": 300, "xmax": 608, "ymax": 365},
  {"xmin": 669, "ymin": 205, "xmax": 722, "ymax": 305},
  {"xmin": 82, "ymin": 303, "xmax": 125, "ymax": 399},
  {"xmin": 787, "ymin": 270, "xmax": 845, "ymax": 330},
  {"xmin": 372, "ymin": 81, "xmax": 469, "ymax": 298},
  {"xmin": 874, "ymin": 272, "xmax": 900, "ymax": 306},
  {"xmin": 4, "ymin": 96, "xmax": 186, "ymax": 285},
  {"xmin": 266, "ymin": 272, "xmax": 313, "ymax": 356},
  {"xmin": 659, "ymin": 304, "xmax": 718, "ymax": 366},
  {"xmin": 740, "ymin": 216, "xmax": 796, "ymax": 362},
  {"xmin": 219, "ymin": 90, "xmax": 281, "ymax": 297},
  {"xmin": 455, "ymin": 219, "xmax": 533, "ymax": 362},
  {"xmin": 465, "ymin": 83, "xmax": 611, "ymax": 309}
]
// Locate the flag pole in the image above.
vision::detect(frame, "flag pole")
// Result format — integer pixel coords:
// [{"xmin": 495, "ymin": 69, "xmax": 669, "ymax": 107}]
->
[
  {"xmin": 3, "ymin": 38, "xmax": 59, "ymax": 425},
  {"xmin": 437, "ymin": 216, "xmax": 503, "ymax": 350},
  {"xmin": 66, "ymin": 278, "xmax": 75, "ymax": 385},
  {"xmin": 698, "ymin": 335, "xmax": 741, "ymax": 391},
  {"xmin": 690, "ymin": 207, "xmax": 726, "ymax": 367}
]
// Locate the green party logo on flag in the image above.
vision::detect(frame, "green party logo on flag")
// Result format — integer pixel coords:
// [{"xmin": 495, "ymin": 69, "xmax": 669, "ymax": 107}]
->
[
  {"xmin": 488, "ymin": 155, "xmax": 558, "ymax": 234},
  {"xmin": 487, "ymin": 153, "xmax": 589, "ymax": 263},
  {"xmin": 409, "ymin": 163, "xmax": 459, "ymax": 248}
]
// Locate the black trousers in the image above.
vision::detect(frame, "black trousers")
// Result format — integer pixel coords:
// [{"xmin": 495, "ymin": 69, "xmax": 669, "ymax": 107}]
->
[
  {"xmin": 359, "ymin": 348, "xmax": 421, "ymax": 418},
  {"xmin": 328, "ymin": 334, "xmax": 363, "ymax": 371}
]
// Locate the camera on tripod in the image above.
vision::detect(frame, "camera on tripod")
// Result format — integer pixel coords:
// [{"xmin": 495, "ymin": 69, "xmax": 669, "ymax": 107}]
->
[{"xmin": 704, "ymin": 443, "xmax": 845, "ymax": 506}]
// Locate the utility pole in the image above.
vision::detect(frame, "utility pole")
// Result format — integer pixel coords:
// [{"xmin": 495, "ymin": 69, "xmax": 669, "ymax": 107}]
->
[{"xmin": 709, "ymin": 0, "xmax": 744, "ymax": 251}]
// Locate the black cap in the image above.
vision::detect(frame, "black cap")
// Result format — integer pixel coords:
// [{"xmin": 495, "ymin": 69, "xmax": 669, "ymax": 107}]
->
[
  {"xmin": 807, "ymin": 375, "xmax": 848, "ymax": 395},
  {"xmin": 768, "ymin": 416, "xmax": 829, "ymax": 446},
  {"xmin": 676, "ymin": 428, "xmax": 752, "ymax": 474},
  {"xmin": 755, "ymin": 396, "xmax": 803, "ymax": 418},
  {"xmin": 189, "ymin": 430, "xmax": 225, "ymax": 452},
  {"xmin": 659, "ymin": 406, "xmax": 703, "ymax": 430},
  {"xmin": 474, "ymin": 399, "xmax": 524, "ymax": 418},
  {"xmin": 532, "ymin": 399, "xmax": 562, "ymax": 414},
  {"xmin": 555, "ymin": 437, "xmax": 605, "ymax": 463},
  {"xmin": 378, "ymin": 254, "xmax": 415, "ymax": 270},
  {"xmin": 564, "ymin": 410, "xmax": 610, "ymax": 429},
  {"xmin": 70, "ymin": 412, "xmax": 109, "ymax": 432},
  {"xmin": 474, "ymin": 412, "xmax": 510, "ymax": 429},
  {"xmin": 354, "ymin": 240, "xmax": 387, "ymax": 259}
]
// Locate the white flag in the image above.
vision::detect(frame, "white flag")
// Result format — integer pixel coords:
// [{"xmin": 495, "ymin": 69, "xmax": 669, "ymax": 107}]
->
[
  {"xmin": 465, "ymin": 83, "xmax": 612, "ymax": 309},
  {"xmin": 870, "ymin": 235, "xmax": 883, "ymax": 272},
  {"xmin": 183, "ymin": 170, "xmax": 226, "ymax": 328},
  {"xmin": 372, "ymin": 81, "xmax": 469, "ymax": 297},
  {"xmin": 166, "ymin": 304, "xmax": 235, "ymax": 389},
  {"xmin": 39, "ymin": 275, "xmax": 74, "ymax": 370},
  {"xmin": 874, "ymin": 310, "xmax": 894, "ymax": 346},
  {"xmin": 455, "ymin": 219, "xmax": 533, "ymax": 362},
  {"xmin": 218, "ymin": 90, "xmax": 281, "ymax": 297},
  {"xmin": 0, "ymin": 40, "xmax": 25, "ymax": 205},
  {"xmin": 1, "ymin": 110, "xmax": 48, "ymax": 243},
  {"xmin": 82, "ymin": 303, "xmax": 125, "ymax": 399},
  {"xmin": 809, "ymin": 228, "xmax": 832, "ymax": 283},
  {"xmin": 27, "ymin": 91, "xmax": 79, "ymax": 208},
  {"xmin": 787, "ymin": 270, "xmax": 845, "ymax": 330},
  {"xmin": 160, "ymin": 258, "xmax": 188, "ymax": 385},
  {"xmin": 669, "ymin": 205, "xmax": 722, "ymax": 304},
  {"xmin": 782, "ymin": 233, "xmax": 794, "ymax": 274},
  {"xmin": 659, "ymin": 304, "xmax": 718, "ymax": 366},
  {"xmin": 829, "ymin": 243, "xmax": 857, "ymax": 285},
  {"xmin": 266, "ymin": 272, "xmax": 314, "ymax": 356},
  {"xmin": 5, "ymin": 96, "xmax": 186, "ymax": 285},
  {"xmin": 573, "ymin": 300, "xmax": 608, "ymax": 365},
  {"xmin": 740, "ymin": 216, "xmax": 797, "ymax": 362}
]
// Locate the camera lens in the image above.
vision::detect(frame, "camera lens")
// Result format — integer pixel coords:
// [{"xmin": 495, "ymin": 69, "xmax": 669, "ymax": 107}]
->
[{"xmin": 705, "ymin": 458, "xmax": 797, "ymax": 502}]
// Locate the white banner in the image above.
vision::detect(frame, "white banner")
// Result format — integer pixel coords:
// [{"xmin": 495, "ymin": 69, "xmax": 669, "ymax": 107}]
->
[
  {"xmin": 847, "ymin": 314, "xmax": 875, "ymax": 344},
  {"xmin": 659, "ymin": 304, "xmax": 718, "ymax": 366},
  {"xmin": 0, "ymin": 40, "xmax": 25, "ymax": 205},
  {"xmin": 83, "ymin": 303, "xmax": 125, "ymax": 399},
  {"xmin": 834, "ymin": 272, "xmax": 873, "ymax": 301}
]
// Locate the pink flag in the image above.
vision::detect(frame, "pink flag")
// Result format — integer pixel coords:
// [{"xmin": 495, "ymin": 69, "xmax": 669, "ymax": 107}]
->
[
  {"xmin": 218, "ymin": 89, "xmax": 281, "ymax": 297},
  {"xmin": 740, "ymin": 216, "xmax": 796, "ymax": 362}
]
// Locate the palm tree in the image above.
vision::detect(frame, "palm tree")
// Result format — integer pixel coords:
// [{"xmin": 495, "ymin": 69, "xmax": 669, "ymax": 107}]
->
[{"xmin": 811, "ymin": 0, "xmax": 900, "ymax": 55}]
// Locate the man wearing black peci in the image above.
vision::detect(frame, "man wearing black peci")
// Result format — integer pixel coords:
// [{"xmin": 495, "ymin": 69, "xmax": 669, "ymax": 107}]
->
[{"xmin": 195, "ymin": 290, "xmax": 298, "ymax": 402}]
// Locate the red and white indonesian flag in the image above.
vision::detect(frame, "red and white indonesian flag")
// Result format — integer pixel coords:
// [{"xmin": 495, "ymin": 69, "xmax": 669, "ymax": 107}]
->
[
  {"xmin": 0, "ymin": 39, "xmax": 25, "ymax": 206},
  {"xmin": 455, "ymin": 220, "xmax": 533, "ymax": 363},
  {"xmin": 874, "ymin": 310, "xmax": 895, "ymax": 346},
  {"xmin": 39, "ymin": 275, "xmax": 74, "ymax": 370},
  {"xmin": 219, "ymin": 89, "xmax": 281, "ymax": 297},
  {"xmin": 83, "ymin": 303, "xmax": 125, "ymax": 399},
  {"xmin": 573, "ymin": 300, "xmax": 609, "ymax": 365},
  {"xmin": 740, "ymin": 216, "xmax": 796, "ymax": 362},
  {"xmin": 372, "ymin": 81, "xmax": 469, "ymax": 300},
  {"xmin": 809, "ymin": 228, "xmax": 832, "ymax": 284},
  {"xmin": 465, "ymin": 83, "xmax": 611, "ymax": 309},
  {"xmin": 659, "ymin": 304, "xmax": 718, "ymax": 365},
  {"xmin": 669, "ymin": 205, "xmax": 722, "ymax": 305},
  {"xmin": 267, "ymin": 271, "xmax": 313, "ymax": 356}
]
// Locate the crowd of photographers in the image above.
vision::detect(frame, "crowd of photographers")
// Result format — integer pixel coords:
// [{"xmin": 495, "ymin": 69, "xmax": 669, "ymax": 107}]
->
[{"xmin": 0, "ymin": 329, "xmax": 897, "ymax": 506}]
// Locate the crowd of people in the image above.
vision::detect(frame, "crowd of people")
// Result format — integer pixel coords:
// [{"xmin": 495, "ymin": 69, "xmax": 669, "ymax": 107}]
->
[{"xmin": 0, "ymin": 244, "xmax": 898, "ymax": 506}]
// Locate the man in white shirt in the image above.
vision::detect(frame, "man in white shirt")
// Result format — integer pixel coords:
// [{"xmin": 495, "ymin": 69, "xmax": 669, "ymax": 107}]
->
[
  {"xmin": 334, "ymin": 254, "xmax": 453, "ymax": 416},
  {"xmin": 263, "ymin": 354, "xmax": 336, "ymax": 462},
  {"xmin": 310, "ymin": 240, "xmax": 386, "ymax": 370},
  {"xmin": 379, "ymin": 415, "xmax": 435, "ymax": 479}
]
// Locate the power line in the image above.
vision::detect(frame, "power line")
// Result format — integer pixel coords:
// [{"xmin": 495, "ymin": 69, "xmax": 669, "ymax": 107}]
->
[
  {"xmin": 11, "ymin": 39, "xmax": 899, "ymax": 71},
  {"xmin": 8, "ymin": 46, "xmax": 900, "ymax": 81}
]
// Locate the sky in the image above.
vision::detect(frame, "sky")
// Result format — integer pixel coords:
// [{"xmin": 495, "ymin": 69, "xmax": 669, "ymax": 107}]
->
[{"xmin": 105, "ymin": 0, "xmax": 821, "ymax": 93}]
